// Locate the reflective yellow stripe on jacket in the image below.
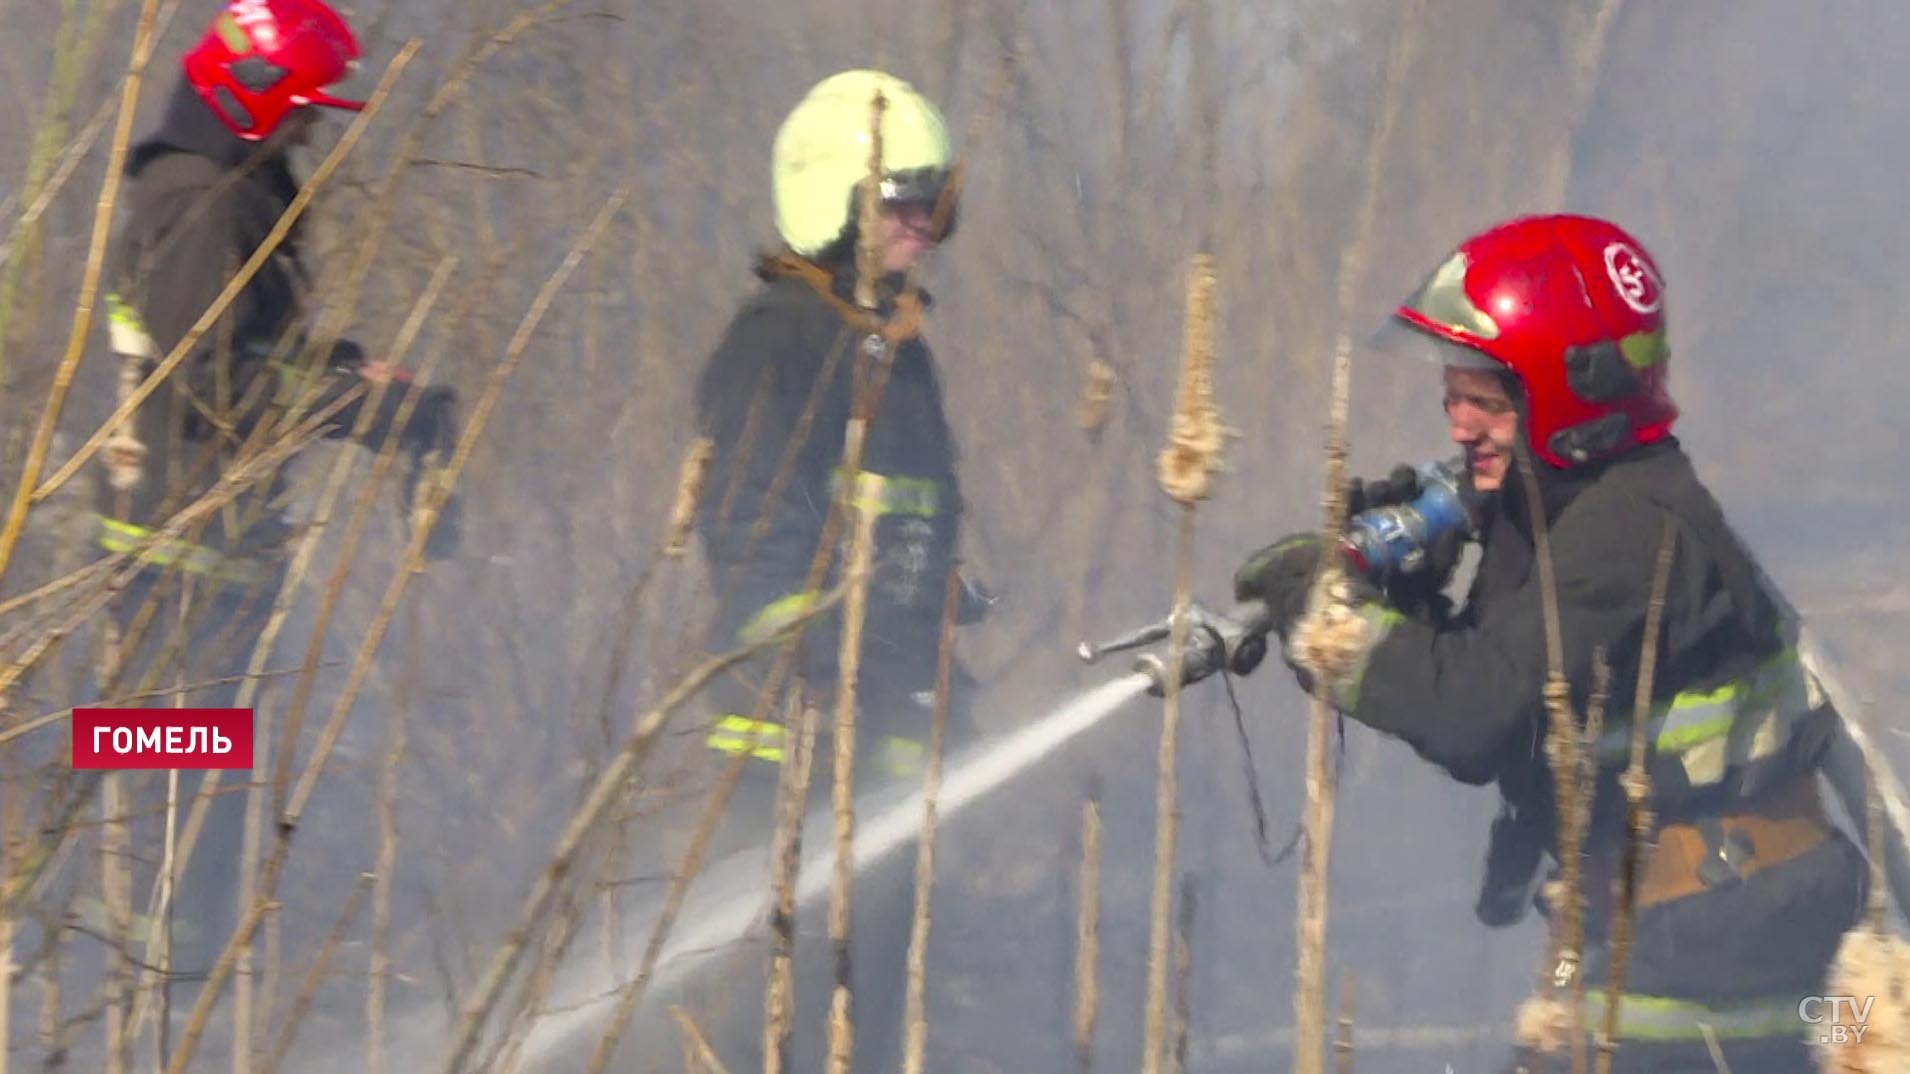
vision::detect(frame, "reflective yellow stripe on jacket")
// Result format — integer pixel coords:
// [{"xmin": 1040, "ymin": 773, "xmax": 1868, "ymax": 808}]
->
[
  {"xmin": 104, "ymin": 292, "xmax": 157, "ymax": 360},
  {"xmin": 704, "ymin": 715, "xmax": 787, "ymax": 762},
  {"xmin": 828, "ymin": 467, "xmax": 941, "ymax": 518},
  {"xmin": 96, "ymin": 515, "xmax": 265, "ymax": 585},
  {"xmin": 1595, "ymin": 646, "xmax": 1812, "ymax": 789},
  {"xmin": 703, "ymin": 714, "xmax": 925, "ymax": 778},
  {"xmin": 1583, "ymin": 987, "xmax": 1806, "ymax": 1043}
]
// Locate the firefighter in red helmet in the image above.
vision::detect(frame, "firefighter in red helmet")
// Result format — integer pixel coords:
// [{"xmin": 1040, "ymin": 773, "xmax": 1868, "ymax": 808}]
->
[
  {"xmin": 88, "ymin": 0, "xmax": 456, "ymax": 1017},
  {"xmin": 183, "ymin": 0, "xmax": 367, "ymax": 140},
  {"xmin": 1234, "ymin": 214, "xmax": 1869, "ymax": 1073}
]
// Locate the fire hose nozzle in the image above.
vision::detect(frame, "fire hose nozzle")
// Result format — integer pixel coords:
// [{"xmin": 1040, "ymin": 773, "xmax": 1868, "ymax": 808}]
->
[{"xmin": 1077, "ymin": 598, "xmax": 1273, "ymax": 697}]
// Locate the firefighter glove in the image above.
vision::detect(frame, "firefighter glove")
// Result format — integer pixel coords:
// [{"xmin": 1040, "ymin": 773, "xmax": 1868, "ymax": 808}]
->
[
  {"xmin": 1344, "ymin": 463, "xmax": 1422, "ymax": 518},
  {"xmin": 1232, "ymin": 532, "xmax": 1328, "ymax": 642}
]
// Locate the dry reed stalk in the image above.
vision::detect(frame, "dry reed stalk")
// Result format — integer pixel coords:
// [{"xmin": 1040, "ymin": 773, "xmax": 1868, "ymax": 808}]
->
[
  {"xmin": 1512, "ymin": 441, "xmax": 1590, "ymax": 1074},
  {"xmin": 1595, "ymin": 522, "xmax": 1676, "ymax": 1074},
  {"xmin": 148, "ymin": 764, "xmax": 180, "ymax": 1069},
  {"xmin": 824, "ymin": 488, "xmax": 880, "ymax": 1074},
  {"xmin": 100, "ymin": 772, "xmax": 132, "ymax": 1074},
  {"xmin": 37, "ymin": 923, "xmax": 63, "ymax": 1068},
  {"xmin": 482, "ymin": 835, "xmax": 616, "ymax": 1074},
  {"xmin": 0, "ymin": 761, "xmax": 20, "ymax": 1074},
  {"xmin": 672, "ymin": 1005, "xmax": 735, "ymax": 1074},
  {"xmin": 1170, "ymin": 874, "xmax": 1196, "ymax": 1074},
  {"xmin": 854, "ymin": 87, "xmax": 889, "ymax": 313},
  {"xmin": 1291, "ymin": 663, "xmax": 1341, "ymax": 1074},
  {"xmin": 1570, "ymin": 651, "xmax": 1611, "ymax": 1071},
  {"xmin": 1698, "ymin": 1022, "xmax": 1734, "ymax": 1074},
  {"xmin": 0, "ymin": 556, "xmax": 119, "ymax": 626},
  {"xmin": 163, "ymin": 864, "xmax": 280, "ymax": 1074},
  {"xmin": 576, "ymin": 716, "xmax": 770, "ymax": 1074},
  {"xmin": 164, "ymin": 593, "xmax": 218, "ymax": 1061},
  {"xmin": 0, "ymin": 895, "xmax": 9, "ymax": 1074},
  {"xmin": 740, "ymin": 77, "xmax": 929, "ymax": 1074},
  {"xmin": 297, "ymin": 0, "xmax": 578, "ymax": 372},
  {"xmin": 1101, "ymin": 0, "xmax": 1132, "ymax": 161},
  {"xmin": 435, "ymin": 585, "xmax": 847, "ymax": 1074},
  {"xmin": 764, "ymin": 692, "xmax": 820, "ymax": 1074},
  {"xmin": 1288, "ymin": 5, "xmax": 1424, "ymax": 1068},
  {"xmin": 0, "ymin": 769, "xmax": 106, "ymax": 921},
  {"xmin": 1538, "ymin": 0, "xmax": 1630, "ymax": 209},
  {"xmin": 0, "ymin": 97, "xmax": 112, "ymax": 274},
  {"xmin": 0, "ymin": 0, "xmax": 119, "ymax": 378},
  {"xmin": 1817, "ymin": 927, "xmax": 1910, "ymax": 1074},
  {"xmin": 589, "ymin": 432, "xmax": 717, "ymax": 803},
  {"xmin": 928, "ymin": 0, "xmax": 964, "ymax": 102},
  {"xmin": 366, "ymin": 596, "xmax": 415, "ymax": 1074},
  {"xmin": 269, "ymin": 261, "xmax": 461, "ymax": 820},
  {"xmin": 260, "ymin": 872, "xmax": 374, "ymax": 1074},
  {"xmin": 1154, "ymin": 256, "xmax": 1222, "ymax": 506},
  {"xmin": 1145, "ymin": 254, "xmax": 1222, "ymax": 1074},
  {"xmin": 1869, "ymin": 776, "xmax": 1889, "ymax": 936},
  {"xmin": 1072, "ymin": 793, "xmax": 1102, "ymax": 1074},
  {"xmin": 1075, "ymin": 359, "xmax": 1117, "ymax": 436},
  {"xmin": 0, "ymin": 0, "xmax": 159, "ymax": 588},
  {"xmin": 900, "ymin": 567, "xmax": 964, "ymax": 1074},
  {"xmin": 665, "ymin": 437, "xmax": 716, "ymax": 558},
  {"xmin": 1854, "ymin": 663, "xmax": 1891, "ymax": 937},
  {"xmin": 1335, "ymin": 972, "xmax": 1358, "ymax": 1074}
]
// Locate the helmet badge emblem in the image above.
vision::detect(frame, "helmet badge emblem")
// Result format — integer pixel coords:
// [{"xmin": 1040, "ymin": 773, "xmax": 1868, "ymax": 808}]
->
[{"xmin": 1603, "ymin": 241, "xmax": 1663, "ymax": 315}]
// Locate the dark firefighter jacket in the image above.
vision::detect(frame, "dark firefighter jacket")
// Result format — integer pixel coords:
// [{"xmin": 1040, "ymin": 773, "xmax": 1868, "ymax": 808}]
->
[
  {"xmin": 1316, "ymin": 438, "xmax": 1864, "ymax": 1008},
  {"xmin": 95, "ymin": 77, "xmax": 451, "ymax": 581},
  {"xmin": 693, "ymin": 254, "xmax": 964, "ymax": 716}
]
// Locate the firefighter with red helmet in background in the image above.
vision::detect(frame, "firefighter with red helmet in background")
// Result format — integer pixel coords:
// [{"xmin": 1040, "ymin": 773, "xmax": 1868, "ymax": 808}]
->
[
  {"xmin": 88, "ymin": 0, "xmax": 456, "ymax": 1016},
  {"xmin": 1233, "ymin": 214, "xmax": 1869, "ymax": 1072}
]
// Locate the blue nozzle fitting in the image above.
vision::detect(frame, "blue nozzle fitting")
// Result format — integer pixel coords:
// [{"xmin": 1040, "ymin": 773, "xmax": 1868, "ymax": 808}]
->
[{"xmin": 1339, "ymin": 457, "xmax": 1478, "ymax": 579}]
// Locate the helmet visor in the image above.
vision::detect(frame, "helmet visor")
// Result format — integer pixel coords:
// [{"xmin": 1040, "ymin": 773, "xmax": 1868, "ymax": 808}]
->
[
  {"xmin": 877, "ymin": 165, "xmax": 957, "ymax": 241},
  {"xmin": 1367, "ymin": 315, "xmax": 1504, "ymax": 372},
  {"xmin": 297, "ymin": 86, "xmax": 365, "ymax": 111},
  {"xmin": 878, "ymin": 165, "xmax": 947, "ymax": 206},
  {"xmin": 1400, "ymin": 249, "xmax": 1501, "ymax": 341}
]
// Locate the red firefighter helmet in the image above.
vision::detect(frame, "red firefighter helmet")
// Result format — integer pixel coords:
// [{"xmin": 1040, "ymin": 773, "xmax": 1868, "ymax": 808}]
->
[
  {"xmin": 183, "ymin": 0, "xmax": 364, "ymax": 142},
  {"xmin": 1388, "ymin": 214, "xmax": 1679, "ymax": 469}
]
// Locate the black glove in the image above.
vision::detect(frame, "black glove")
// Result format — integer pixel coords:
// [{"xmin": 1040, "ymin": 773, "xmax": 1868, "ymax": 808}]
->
[
  {"xmin": 397, "ymin": 385, "xmax": 458, "ymax": 460},
  {"xmin": 1382, "ymin": 522, "xmax": 1463, "ymax": 620},
  {"xmin": 1231, "ymin": 532, "xmax": 1328, "ymax": 645},
  {"xmin": 1475, "ymin": 801, "xmax": 1548, "ymax": 928},
  {"xmin": 325, "ymin": 338, "xmax": 369, "ymax": 373},
  {"xmin": 1346, "ymin": 461, "xmax": 1469, "ymax": 618},
  {"xmin": 1344, "ymin": 463, "xmax": 1423, "ymax": 518}
]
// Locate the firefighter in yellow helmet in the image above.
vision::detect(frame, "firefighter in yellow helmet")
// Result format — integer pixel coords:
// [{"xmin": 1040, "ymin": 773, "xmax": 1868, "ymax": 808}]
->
[{"xmin": 649, "ymin": 70, "xmax": 990, "ymax": 1074}]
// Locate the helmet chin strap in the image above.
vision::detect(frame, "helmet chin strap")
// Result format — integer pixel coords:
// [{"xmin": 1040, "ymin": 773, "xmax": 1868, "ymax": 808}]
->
[{"xmin": 1546, "ymin": 412, "xmax": 1635, "ymax": 465}]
